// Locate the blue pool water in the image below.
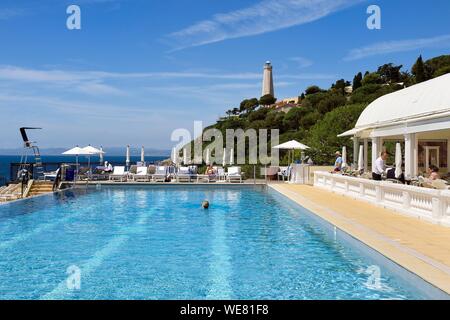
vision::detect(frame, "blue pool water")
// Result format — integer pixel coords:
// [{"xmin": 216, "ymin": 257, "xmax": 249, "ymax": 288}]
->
[{"xmin": 0, "ymin": 186, "xmax": 442, "ymax": 299}]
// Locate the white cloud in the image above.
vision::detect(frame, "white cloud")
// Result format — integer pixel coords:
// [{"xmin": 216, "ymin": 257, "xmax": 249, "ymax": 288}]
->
[
  {"xmin": 0, "ymin": 8, "xmax": 26, "ymax": 20},
  {"xmin": 289, "ymin": 56, "xmax": 313, "ymax": 68},
  {"xmin": 166, "ymin": 0, "xmax": 365, "ymax": 50},
  {"xmin": 0, "ymin": 65, "xmax": 335, "ymax": 83},
  {"xmin": 344, "ymin": 34, "xmax": 450, "ymax": 61},
  {"xmin": 76, "ymin": 82, "xmax": 126, "ymax": 96}
]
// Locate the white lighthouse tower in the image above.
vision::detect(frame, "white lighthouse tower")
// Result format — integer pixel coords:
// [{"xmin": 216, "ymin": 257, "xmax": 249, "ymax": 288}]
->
[{"xmin": 261, "ymin": 61, "xmax": 274, "ymax": 97}]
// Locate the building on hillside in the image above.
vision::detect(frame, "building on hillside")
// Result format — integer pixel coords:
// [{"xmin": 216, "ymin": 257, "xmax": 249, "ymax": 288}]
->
[
  {"xmin": 344, "ymin": 86, "xmax": 353, "ymax": 94},
  {"xmin": 281, "ymin": 96, "xmax": 300, "ymax": 104},
  {"xmin": 339, "ymin": 73, "xmax": 450, "ymax": 178}
]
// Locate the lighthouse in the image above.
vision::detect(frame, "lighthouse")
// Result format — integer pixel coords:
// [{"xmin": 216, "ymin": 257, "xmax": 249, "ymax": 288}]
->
[{"xmin": 261, "ymin": 61, "xmax": 274, "ymax": 97}]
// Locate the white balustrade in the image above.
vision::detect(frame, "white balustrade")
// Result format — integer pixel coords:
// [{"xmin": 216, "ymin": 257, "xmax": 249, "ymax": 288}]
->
[{"xmin": 313, "ymin": 171, "xmax": 450, "ymax": 226}]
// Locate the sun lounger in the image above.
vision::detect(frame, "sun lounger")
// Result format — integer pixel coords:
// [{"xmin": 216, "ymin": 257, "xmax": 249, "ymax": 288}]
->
[
  {"xmin": 277, "ymin": 166, "xmax": 290, "ymax": 181},
  {"xmin": 0, "ymin": 184, "xmax": 22, "ymax": 202},
  {"xmin": 109, "ymin": 166, "xmax": 127, "ymax": 182},
  {"xmin": 132, "ymin": 166, "xmax": 149, "ymax": 182},
  {"xmin": 197, "ymin": 174, "xmax": 217, "ymax": 183},
  {"xmin": 217, "ymin": 167, "xmax": 226, "ymax": 181},
  {"xmin": 76, "ymin": 167, "xmax": 91, "ymax": 181},
  {"xmin": 152, "ymin": 166, "xmax": 168, "ymax": 182},
  {"xmin": 227, "ymin": 167, "xmax": 243, "ymax": 183},
  {"xmin": 176, "ymin": 167, "xmax": 194, "ymax": 182}
]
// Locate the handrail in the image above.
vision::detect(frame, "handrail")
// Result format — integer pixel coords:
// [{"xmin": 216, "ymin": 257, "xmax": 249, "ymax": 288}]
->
[
  {"xmin": 314, "ymin": 171, "xmax": 450, "ymax": 226},
  {"xmin": 52, "ymin": 167, "xmax": 62, "ymax": 192},
  {"xmin": 22, "ymin": 179, "xmax": 34, "ymax": 198}
]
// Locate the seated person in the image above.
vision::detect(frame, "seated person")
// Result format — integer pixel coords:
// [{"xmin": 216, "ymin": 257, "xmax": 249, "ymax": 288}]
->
[
  {"xmin": 104, "ymin": 161, "xmax": 113, "ymax": 173},
  {"xmin": 204, "ymin": 164, "xmax": 215, "ymax": 175},
  {"xmin": 332, "ymin": 151, "xmax": 343, "ymax": 173},
  {"xmin": 427, "ymin": 165, "xmax": 440, "ymax": 181}
]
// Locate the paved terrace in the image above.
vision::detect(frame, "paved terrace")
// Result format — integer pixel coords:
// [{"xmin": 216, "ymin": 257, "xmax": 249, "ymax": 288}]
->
[{"xmin": 270, "ymin": 183, "xmax": 450, "ymax": 295}]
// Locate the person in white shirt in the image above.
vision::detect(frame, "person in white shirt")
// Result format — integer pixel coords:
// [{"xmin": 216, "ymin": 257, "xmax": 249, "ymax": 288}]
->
[{"xmin": 372, "ymin": 151, "xmax": 388, "ymax": 181}]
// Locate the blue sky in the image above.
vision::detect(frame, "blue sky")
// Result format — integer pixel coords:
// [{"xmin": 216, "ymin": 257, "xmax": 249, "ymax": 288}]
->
[{"xmin": 1, "ymin": 0, "xmax": 450, "ymax": 149}]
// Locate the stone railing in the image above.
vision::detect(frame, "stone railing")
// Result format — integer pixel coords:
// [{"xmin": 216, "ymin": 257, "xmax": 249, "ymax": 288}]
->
[{"xmin": 314, "ymin": 171, "xmax": 450, "ymax": 227}]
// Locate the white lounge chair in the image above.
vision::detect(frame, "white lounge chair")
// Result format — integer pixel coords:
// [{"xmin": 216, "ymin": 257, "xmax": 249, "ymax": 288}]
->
[
  {"xmin": 109, "ymin": 166, "xmax": 127, "ymax": 182},
  {"xmin": 132, "ymin": 166, "xmax": 149, "ymax": 182},
  {"xmin": 176, "ymin": 167, "xmax": 194, "ymax": 182},
  {"xmin": 197, "ymin": 174, "xmax": 217, "ymax": 183},
  {"xmin": 277, "ymin": 166, "xmax": 290, "ymax": 181},
  {"xmin": 217, "ymin": 167, "xmax": 226, "ymax": 181},
  {"xmin": 227, "ymin": 167, "xmax": 243, "ymax": 183},
  {"xmin": 152, "ymin": 166, "xmax": 168, "ymax": 182}
]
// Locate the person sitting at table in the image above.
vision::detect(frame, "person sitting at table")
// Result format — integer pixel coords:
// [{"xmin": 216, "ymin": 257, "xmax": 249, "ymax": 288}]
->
[
  {"xmin": 427, "ymin": 165, "xmax": 440, "ymax": 181},
  {"xmin": 104, "ymin": 161, "xmax": 113, "ymax": 173},
  {"xmin": 332, "ymin": 151, "xmax": 343, "ymax": 173}
]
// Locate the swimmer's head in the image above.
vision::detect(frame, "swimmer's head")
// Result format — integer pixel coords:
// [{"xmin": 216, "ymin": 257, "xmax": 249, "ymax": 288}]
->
[{"xmin": 202, "ymin": 200, "xmax": 209, "ymax": 209}]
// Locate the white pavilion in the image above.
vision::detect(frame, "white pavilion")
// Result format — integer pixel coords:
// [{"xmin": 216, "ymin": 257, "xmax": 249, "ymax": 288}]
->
[{"xmin": 339, "ymin": 73, "xmax": 450, "ymax": 179}]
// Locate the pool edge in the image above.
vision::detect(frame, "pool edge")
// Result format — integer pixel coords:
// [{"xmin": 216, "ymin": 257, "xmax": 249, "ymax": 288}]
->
[{"xmin": 268, "ymin": 184, "xmax": 450, "ymax": 298}]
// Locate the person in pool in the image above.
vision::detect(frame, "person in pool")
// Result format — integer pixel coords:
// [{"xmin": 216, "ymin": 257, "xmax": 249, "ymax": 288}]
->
[{"xmin": 202, "ymin": 200, "xmax": 209, "ymax": 209}]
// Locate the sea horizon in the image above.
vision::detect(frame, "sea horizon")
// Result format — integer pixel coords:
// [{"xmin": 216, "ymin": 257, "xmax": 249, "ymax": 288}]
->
[{"xmin": 0, "ymin": 155, "xmax": 168, "ymax": 183}]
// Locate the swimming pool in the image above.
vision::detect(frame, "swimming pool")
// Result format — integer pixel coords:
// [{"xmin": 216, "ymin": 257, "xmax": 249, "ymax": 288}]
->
[{"xmin": 0, "ymin": 185, "xmax": 445, "ymax": 299}]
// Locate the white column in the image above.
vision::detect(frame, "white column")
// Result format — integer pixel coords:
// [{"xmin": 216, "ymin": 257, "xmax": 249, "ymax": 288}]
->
[
  {"xmin": 364, "ymin": 139, "xmax": 369, "ymax": 173},
  {"xmin": 371, "ymin": 137, "xmax": 381, "ymax": 173},
  {"xmin": 404, "ymin": 133, "xmax": 416, "ymax": 179},
  {"xmin": 414, "ymin": 135, "xmax": 418, "ymax": 177},
  {"xmin": 447, "ymin": 139, "xmax": 450, "ymax": 173}
]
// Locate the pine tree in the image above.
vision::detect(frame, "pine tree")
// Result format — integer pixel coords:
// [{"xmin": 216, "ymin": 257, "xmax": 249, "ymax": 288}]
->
[
  {"xmin": 412, "ymin": 55, "xmax": 426, "ymax": 83},
  {"xmin": 352, "ymin": 72, "xmax": 363, "ymax": 90}
]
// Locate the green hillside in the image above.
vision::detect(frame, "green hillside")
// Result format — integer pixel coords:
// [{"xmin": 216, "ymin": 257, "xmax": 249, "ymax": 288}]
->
[{"xmin": 201, "ymin": 54, "xmax": 450, "ymax": 170}]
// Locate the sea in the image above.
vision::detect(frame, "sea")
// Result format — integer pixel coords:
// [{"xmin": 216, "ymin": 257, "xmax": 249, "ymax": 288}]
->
[{"xmin": 0, "ymin": 155, "xmax": 167, "ymax": 185}]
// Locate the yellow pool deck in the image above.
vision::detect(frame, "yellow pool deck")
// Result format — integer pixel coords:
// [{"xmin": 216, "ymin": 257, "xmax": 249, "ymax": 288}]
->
[{"xmin": 270, "ymin": 183, "xmax": 450, "ymax": 295}]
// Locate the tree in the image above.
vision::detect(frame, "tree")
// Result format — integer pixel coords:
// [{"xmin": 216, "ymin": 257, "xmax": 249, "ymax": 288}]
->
[
  {"xmin": 412, "ymin": 55, "xmax": 427, "ymax": 83},
  {"xmin": 239, "ymin": 98, "xmax": 259, "ymax": 113},
  {"xmin": 265, "ymin": 111, "xmax": 286, "ymax": 132},
  {"xmin": 350, "ymin": 83, "xmax": 400, "ymax": 104},
  {"xmin": 331, "ymin": 79, "xmax": 349, "ymax": 95},
  {"xmin": 248, "ymin": 107, "xmax": 270, "ymax": 122},
  {"xmin": 377, "ymin": 63, "xmax": 403, "ymax": 83},
  {"xmin": 434, "ymin": 66, "xmax": 450, "ymax": 77},
  {"xmin": 317, "ymin": 93, "xmax": 347, "ymax": 114},
  {"xmin": 362, "ymin": 72, "xmax": 382, "ymax": 86},
  {"xmin": 425, "ymin": 55, "xmax": 450, "ymax": 77},
  {"xmin": 259, "ymin": 94, "xmax": 276, "ymax": 106},
  {"xmin": 306, "ymin": 104, "xmax": 366, "ymax": 164},
  {"xmin": 283, "ymin": 108, "xmax": 303, "ymax": 131},
  {"xmin": 353, "ymin": 72, "xmax": 363, "ymax": 91},
  {"xmin": 305, "ymin": 85, "xmax": 323, "ymax": 95}
]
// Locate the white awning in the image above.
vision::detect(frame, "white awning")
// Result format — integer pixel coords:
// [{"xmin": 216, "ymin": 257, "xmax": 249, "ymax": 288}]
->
[
  {"xmin": 356, "ymin": 74, "xmax": 450, "ymax": 128},
  {"xmin": 337, "ymin": 128, "xmax": 360, "ymax": 137},
  {"xmin": 62, "ymin": 146, "xmax": 91, "ymax": 155},
  {"xmin": 272, "ymin": 140, "xmax": 310, "ymax": 150}
]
